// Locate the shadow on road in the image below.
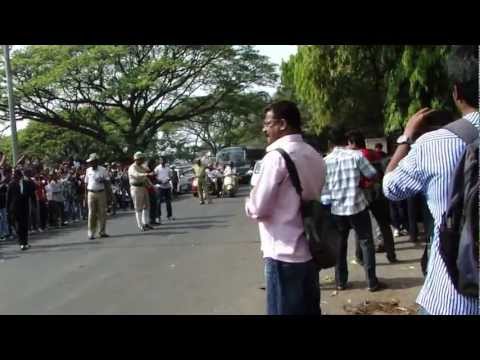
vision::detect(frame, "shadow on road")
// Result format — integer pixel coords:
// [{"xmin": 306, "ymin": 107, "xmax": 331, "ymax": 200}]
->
[
  {"xmin": 157, "ymin": 225, "xmax": 230, "ymax": 231},
  {"xmin": 0, "ymin": 254, "xmax": 20, "ymax": 260},
  {"xmin": 110, "ymin": 231, "xmax": 188, "ymax": 239},
  {"xmin": 321, "ymin": 277, "xmax": 425, "ymax": 291},
  {"xmin": 177, "ymin": 214, "xmax": 235, "ymax": 221},
  {"xmin": 375, "ymin": 258, "xmax": 422, "ymax": 266},
  {"xmin": 162, "ymin": 219, "xmax": 229, "ymax": 225},
  {"xmin": 395, "ymin": 244, "xmax": 426, "ymax": 252}
]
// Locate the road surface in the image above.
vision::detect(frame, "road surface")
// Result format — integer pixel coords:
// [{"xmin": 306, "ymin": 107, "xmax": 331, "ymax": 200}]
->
[{"xmin": 0, "ymin": 186, "xmax": 425, "ymax": 314}]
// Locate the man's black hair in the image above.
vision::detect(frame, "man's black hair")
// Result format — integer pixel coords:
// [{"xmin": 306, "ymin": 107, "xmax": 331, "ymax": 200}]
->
[
  {"xmin": 264, "ymin": 100, "xmax": 302, "ymax": 131},
  {"xmin": 14, "ymin": 169, "xmax": 23, "ymax": 179},
  {"xmin": 328, "ymin": 125, "xmax": 347, "ymax": 146},
  {"xmin": 446, "ymin": 45, "xmax": 479, "ymax": 108},
  {"xmin": 346, "ymin": 130, "xmax": 366, "ymax": 149}
]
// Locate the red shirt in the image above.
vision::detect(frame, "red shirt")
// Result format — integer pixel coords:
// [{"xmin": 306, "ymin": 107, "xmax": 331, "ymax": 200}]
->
[
  {"xmin": 359, "ymin": 148, "xmax": 380, "ymax": 189},
  {"xmin": 34, "ymin": 178, "xmax": 47, "ymax": 201},
  {"xmin": 147, "ymin": 174, "xmax": 156, "ymax": 194}
]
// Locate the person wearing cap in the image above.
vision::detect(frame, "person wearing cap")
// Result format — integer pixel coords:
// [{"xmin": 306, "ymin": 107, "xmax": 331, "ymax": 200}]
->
[
  {"xmin": 6, "ymin": 169, "xmax": 36, "ymax": 251},
  {"xmin": 84, "ymin": 153, "xmax": 110, "ymax": 240},
  {"xmin": 128, "ymin": 152, "xmax": 154, "ymax": 232}
]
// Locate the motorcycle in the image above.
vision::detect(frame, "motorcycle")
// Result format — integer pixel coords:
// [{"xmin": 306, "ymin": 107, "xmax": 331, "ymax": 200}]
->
[{"xmin": 222, "ymin": 173, "xmax": 239, "ymax": 197}]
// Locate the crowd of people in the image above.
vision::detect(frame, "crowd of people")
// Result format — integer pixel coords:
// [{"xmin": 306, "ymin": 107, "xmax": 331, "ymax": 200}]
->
[
  {"xmin": 246, "ymin": 46, "xmax": 478, "ymax": 315},
  {"xmin": 0, "ymin": 152, "xmax": 186, "ymax": 246}
]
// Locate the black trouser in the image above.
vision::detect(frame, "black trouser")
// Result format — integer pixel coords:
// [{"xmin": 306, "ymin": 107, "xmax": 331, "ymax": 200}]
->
[
  {"xmin": 38, "ymin": 200, "xmax": 48, "ymax": 230},
  {"xmin": 48, "ymin": 201, "xmax": 57, "ymax": 226},
  {"xmin": 357, "ymin": 197, "xmax": 396, "ymax": 261},
  {"xmin": 332, "ymin": 209, "xmax": 378, "ymax": 288},
  {"xmin": 389, "ymin": 200, "xmax": 408, "ymax": 231},
  {"xmin": 407, "ymin": 195, "xmax": 420, "ymax": 242},
  {"xmin": 29, "ymin": 199, "xmax": 38, "ymax": 230},
  {"xmin": 149, "ymin": 191, "xmax": 158, "ymax": 223},
  {"xmin": 13, "ymin": 212, "xmax": 29, "ymax": 246},
  {"xmin": 48, "ymin": 201, "xmax": 64, "ymax": 226},
  {"xmin": 157, "ymin": 188, "xmax": 172, "ymax": 218}
]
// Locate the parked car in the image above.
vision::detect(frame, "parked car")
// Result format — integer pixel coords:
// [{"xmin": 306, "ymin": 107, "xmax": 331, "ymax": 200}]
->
[{"xmin": 178, "ymin": 168, "xmax": 195, "ymax": 194}]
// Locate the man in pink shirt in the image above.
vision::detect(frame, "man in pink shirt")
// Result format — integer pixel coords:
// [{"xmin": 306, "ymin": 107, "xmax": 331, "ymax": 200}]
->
[{"xmin": 245, "ymin": 101, "xmax": 326, "ymax": 315}]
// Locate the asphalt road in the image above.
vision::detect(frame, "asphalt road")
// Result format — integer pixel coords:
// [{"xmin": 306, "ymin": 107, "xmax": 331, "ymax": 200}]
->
[{"xmin": 0, "ymin": 186, "xmax": 426, "ymax": 315}]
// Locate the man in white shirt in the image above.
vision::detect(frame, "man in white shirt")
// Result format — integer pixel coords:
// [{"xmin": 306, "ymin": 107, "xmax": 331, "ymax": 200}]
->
[
  {"xmin": 84, "ymin": 153, "xmax": 110, "ymax": 240},
  {"xmin": 46, "ymin": 173, "xmax": 65, "ymax": 227},
  {"xmin": 154, "ymin": 158, "xmax": 174, "ymax": 222},
  {"xmin": 224, "ymin": 161, "xmax": 237, "ymax": 176}
]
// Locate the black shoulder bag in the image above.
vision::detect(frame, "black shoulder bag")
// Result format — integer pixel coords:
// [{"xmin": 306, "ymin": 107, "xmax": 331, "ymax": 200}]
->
[{"xmin": 275, "ymin": 148, "xmax": 340, "ymax": 270}]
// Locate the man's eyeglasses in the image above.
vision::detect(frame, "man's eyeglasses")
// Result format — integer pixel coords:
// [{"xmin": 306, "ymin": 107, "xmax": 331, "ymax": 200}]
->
[{"xmin": 263, "ymin": 119, "xmax": 280, "ymax": 128}]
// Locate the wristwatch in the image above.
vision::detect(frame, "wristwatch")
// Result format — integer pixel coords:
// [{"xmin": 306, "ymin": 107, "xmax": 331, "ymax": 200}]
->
[{"xmin": 396, "ymin": 134, "xmax": 414, "ymax": 145}]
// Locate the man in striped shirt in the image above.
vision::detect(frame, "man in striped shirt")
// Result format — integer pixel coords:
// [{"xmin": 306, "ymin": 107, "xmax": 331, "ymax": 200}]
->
[
  {"xmin": 321, "ymin": 126, "xmax": 383, "ymax": 292},
  {"xmin": 383, "ymin": 45, "xmax": 479, "ymax": 315}
]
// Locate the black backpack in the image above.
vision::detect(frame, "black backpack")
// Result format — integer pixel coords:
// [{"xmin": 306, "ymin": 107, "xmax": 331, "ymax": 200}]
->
[
  {"xmin": 439, "ymin": 119, "xmax": 479, "ymax": 298},
  {"xmin": 275, "ymin": 148, "xmax": 340, "ymax": 270}
]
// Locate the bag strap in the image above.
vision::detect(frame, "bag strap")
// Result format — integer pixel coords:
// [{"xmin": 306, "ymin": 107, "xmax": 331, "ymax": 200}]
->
[
  {"xmin": 444, "ymin": 118, "xmax": 479, "ymax": 145},
  {"xmin": 274, "ymin": 148, "xmax": 303, "ymax": 197}
]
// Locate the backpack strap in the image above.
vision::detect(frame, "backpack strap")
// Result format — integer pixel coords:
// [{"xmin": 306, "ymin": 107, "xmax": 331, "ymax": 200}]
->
[
  {"xmin": 274, "ymin": 148, "xmax": 303, "ymax": 197},
  {"xmin": 444, "ymin": 119, "xmax": 479, "ymax": 145}
]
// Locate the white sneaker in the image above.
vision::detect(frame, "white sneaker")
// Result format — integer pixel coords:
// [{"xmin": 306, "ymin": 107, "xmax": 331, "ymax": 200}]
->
[{"xmin": 393, "ymin": 229, "xmax": 400, "ymax": 237}]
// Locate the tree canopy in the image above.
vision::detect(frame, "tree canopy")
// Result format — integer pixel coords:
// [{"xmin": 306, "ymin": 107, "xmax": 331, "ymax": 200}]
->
[
  {"xmin": 0, "ymin": 45, "xmax": 277, "ymax": 159},
  {"xmin": 0, "ymin": 121, "xmax": 112, "ymax": 166},
  {"xmin": 278, "ymin": 45, "xmax": 454, "ymax": 135}
]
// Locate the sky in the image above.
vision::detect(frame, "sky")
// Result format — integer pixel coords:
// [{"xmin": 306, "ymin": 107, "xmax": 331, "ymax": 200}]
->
[
  {"xmin": 253, "ymin": 45, "xmax": 298, "ymax": 94},
  {"xmin": 2, "ymin": 45, "xmax": 298, "ymax": 134}
]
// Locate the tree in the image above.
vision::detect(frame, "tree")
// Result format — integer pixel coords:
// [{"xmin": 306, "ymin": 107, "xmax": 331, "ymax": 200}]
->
[
  {"xmin": 0, "ymin": 45, "xmax": 277, "ymax": 159},
  {"xmin": 180, "ymin": 91, "xmax": 271, "ymax": 155},
  {"xmin": 279, "ymin": 45, "xmax": 453, "ymax": 135},
  {"xmin": 0, "ymin": 121, "xmax": 112, "ymax": 166},
  {"xmin": 384, "ymin": 45, "xmax": 452, "ymax": 132},
  {"xmin": 156, "ymin": 123, "xmax": 198, "ymax": 161}
]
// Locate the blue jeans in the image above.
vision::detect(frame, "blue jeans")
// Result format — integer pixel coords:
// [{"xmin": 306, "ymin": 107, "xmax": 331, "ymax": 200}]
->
[
  {"xmin": 265, "ymin": 258, "xmax": 321, "ymax": 315},
  {"xmin": 0, "ymin": 208, "xmax": 8, "ymax": 237}
]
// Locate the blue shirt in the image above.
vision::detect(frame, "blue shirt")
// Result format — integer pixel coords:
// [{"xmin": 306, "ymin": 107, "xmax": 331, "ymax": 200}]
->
[{"xmin": 383, "ymin": 111, "xmax": 480, "ymax": 315}]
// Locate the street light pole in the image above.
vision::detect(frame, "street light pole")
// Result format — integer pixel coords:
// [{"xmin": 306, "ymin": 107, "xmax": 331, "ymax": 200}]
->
[{"xmin": 3, "ymin": 45, "xmax": 19, "ymax": 166}]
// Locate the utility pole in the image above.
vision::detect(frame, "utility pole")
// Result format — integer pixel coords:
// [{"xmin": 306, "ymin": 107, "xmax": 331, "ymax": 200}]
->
[{"xmin": 3, "ymin": 45, "xmax": 19, "ymax": 165}]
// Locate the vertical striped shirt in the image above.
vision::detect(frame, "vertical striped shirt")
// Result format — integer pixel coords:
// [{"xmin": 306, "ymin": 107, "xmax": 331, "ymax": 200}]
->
[
  {"xmin": 321, "ymin": 147, "xmax": 377, "ymax": 216},
  {"xmin": 383, "ymin": 111, "xmax": 480, "ymax": 315}
]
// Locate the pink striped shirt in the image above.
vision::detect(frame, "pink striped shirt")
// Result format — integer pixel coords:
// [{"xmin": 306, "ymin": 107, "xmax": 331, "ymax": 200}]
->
[{"xmin": 245, "ymin": 134, "xmax": 326, "ymax": 263}]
